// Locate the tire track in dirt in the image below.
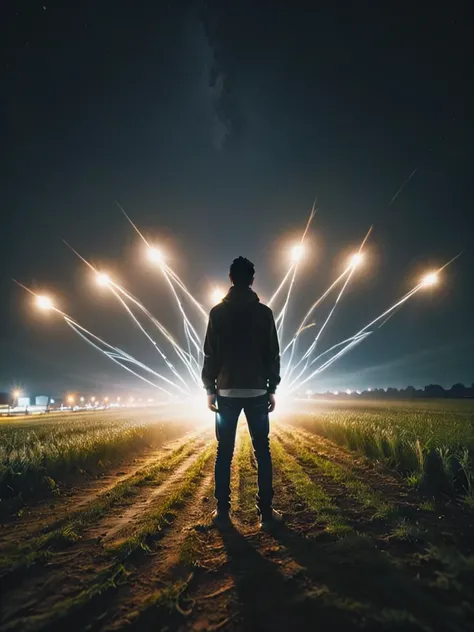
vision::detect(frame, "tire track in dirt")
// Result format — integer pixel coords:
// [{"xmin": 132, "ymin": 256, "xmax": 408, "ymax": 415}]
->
[
  {"xmin": 103, "ymin": 427, "xmax": 249, "ymax": 632},
  {"xmin": 100, "ymin": 466, "xmax": 216, "ymax": 631},
  {"xmin": 0, "ymin": 433, "xmax": 205, "ymax": 577},
  {"xmin": 0, "ymin": 431, "xmax": 198, "ymax": 548},
  {"xmin": 0, "ymin": 441, "xmax": 214, "ymax": 630},
  {"xmin": 92, "ymin": 445, "xmax": 209, "ymax": 544}
]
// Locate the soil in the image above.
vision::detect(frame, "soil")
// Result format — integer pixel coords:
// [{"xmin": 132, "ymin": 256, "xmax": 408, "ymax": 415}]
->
[{"xmin": 1, "ymin": 416, "xmax": 473, "ymax": 632}]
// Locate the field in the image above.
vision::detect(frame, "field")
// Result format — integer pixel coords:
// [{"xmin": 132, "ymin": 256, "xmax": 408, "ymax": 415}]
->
[{"xmin": 0, "ymin": 400, "xmax": 473, "ymax": 632}]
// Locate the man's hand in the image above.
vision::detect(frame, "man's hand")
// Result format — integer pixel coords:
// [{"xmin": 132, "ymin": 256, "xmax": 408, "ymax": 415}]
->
[
  {"xmin": 268, "ymin": 393, "xmax": 276, "ymax": 413},
  {"xmin": 207, "ymin": 394, "xmax": 218, "ymax": 413}
]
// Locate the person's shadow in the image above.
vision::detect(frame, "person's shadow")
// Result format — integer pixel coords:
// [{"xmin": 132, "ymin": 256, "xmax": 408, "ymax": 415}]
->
[
  {"xmin": 271, "ymin": 522, "xmax": 465, "ymax": 632},
  {"xmin": 219, "ymin": 523, "xmax": 358, "ymax": 631}
]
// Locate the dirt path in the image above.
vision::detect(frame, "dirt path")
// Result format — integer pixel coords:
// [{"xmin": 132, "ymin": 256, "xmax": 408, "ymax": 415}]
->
[{"xmin": 1, "ymin": 422, "xmax": 473, "ymax": 632}]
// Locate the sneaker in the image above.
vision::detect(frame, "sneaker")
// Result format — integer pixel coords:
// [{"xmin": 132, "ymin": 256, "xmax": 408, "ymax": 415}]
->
[
  {"xmin": 211, "ymin": 509, "xmax": 231, "ymax": 529},
  {"xmin": 259, "ymin": 508, "xmax": 284, "ymax": 531}
]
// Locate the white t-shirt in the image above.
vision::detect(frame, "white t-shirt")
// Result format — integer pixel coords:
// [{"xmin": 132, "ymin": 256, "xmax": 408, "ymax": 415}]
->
[{"xmin": 217, "ymin": 389, "xmax": 267, "ymax": 398}]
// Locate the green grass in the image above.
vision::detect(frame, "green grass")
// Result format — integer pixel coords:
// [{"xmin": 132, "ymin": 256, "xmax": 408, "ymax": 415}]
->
[
  {"xmin": 0, "ymin": 438, "xmax": 200, "ymax": 576},
  {"xmin": 1, "ymin": 564, "xmax": 128, "ymax": 632},
  {"xmin": 0, "ymin": 409, "xmax": 192, "ymax": 502},
  {"xmin": 125, "ymin": 573, "xmax": 194, "ymax": 628},
  {"xmin": 271, "ymin": 438, "xmax": 352, "ymax": 536},
  {"xmin": 292, "ymin": 399, "xmax": 474, "ymax": 498},
  {"xmin": 277, "ymin": 428, "xmax": 397, "ymax": 521}
]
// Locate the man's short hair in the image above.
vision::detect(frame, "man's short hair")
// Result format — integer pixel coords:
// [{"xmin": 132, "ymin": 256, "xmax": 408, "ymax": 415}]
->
[{"xmin": 230, "ymin": 256, "xmax": 255, "ymax": 287}]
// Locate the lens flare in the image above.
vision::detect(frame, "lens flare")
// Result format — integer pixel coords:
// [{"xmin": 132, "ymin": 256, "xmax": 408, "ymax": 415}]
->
[
  {"xmin": 148, "ymin": 247, "xmax": 164, "ymax": 265},
  {"xmin": 96, "ymin": 272, "xmax": 111, "ymax": 287},
  {"xmin": 36, "ymin": 295, "xmax": 54, "ymax": 310},
  {"xmin": 291, "ymin": 244, "xmax": 305, "ymax": 263},
  {"xmin": 210, "ymin": 287, "xmax": 226, "ymax": 304},
  {"xmin": 421, "ymin": 272, "xmax": 438, "ymax": 287},
  {"xmin": 350, "ymin": 252, "xmax": 364, "ymax": 268}
]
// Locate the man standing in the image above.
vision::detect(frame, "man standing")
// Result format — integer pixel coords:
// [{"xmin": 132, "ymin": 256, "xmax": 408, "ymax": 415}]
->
[{"xmin": 202, "ymin": 256, "xmax": 283, "ymax": 529}]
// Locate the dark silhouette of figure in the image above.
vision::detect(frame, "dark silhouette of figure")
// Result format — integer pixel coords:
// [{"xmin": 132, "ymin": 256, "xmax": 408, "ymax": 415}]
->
[{"xmin": 202, "ymin": 256, "xmax": 282, "ymax": 529}]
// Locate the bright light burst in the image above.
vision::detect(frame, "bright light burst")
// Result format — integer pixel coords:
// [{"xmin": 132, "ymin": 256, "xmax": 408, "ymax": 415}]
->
[
  {"xmin": 350, "ymin": 252, "xmax": 364, "ymax": 268},
  {"xmin": 147, "ymin": 247, "xmax": 165, "ymax": 265},
  {"xmin": 421, "ymin": 272, "xmax": 439, "ymax": 287},
  {"xmin": 19, "ymin": 208, "xmax": 456, "ymax": 400},
  {"xmin": 36, "ymin": 295, "xmax": 54, "ymax": 310},
  {"xmin": 96, "ymin": 272, "xmax": 111, "ymax": 287},
  {"xmin": 210, "ymin": 287, "xmax": 226, "ymax": 305},
  {"xmin": 290, "ymin": 244, "xmax": 305, "ymax": 263}
]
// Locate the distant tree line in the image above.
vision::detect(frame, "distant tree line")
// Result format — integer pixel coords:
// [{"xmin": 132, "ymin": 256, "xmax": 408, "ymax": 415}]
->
[{"xmin": 312, "ymin": 383, "xmax": 474, "ymax": 400}]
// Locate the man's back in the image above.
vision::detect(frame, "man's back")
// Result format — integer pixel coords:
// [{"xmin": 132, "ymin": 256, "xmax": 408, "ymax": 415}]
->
[{"xmin": 202, "ymin": 286, "xmax": 280, "ymax": 394}]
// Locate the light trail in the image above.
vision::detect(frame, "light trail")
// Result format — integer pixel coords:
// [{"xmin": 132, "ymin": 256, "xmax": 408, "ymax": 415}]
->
[
  {"xmin": 290, "ymin": 255, "xmax": 461, "ymax": 392},
  {"xmin": 274, "ymin": 203, "xmax": 316, "ymax": 341},
  {"xmin": 64, "ymin": 318, "xmax": 176, "ymax": 397},
  {"xmin": 106, "ymin": 283, "xmax": 202, "ymax": 385},
  {"xmin": 62, "ymin": 240, "xmax": 200, "ymax": 382},
  {"xmin": 108, "ymin": 286, "xmax": 191, "ymax": 391},
  {"xmin": 281, "ymin": 266, "xmax": 351, "ymax": 379},
  {"xmin": 164, "ymin": 265, "xmax": 208, "ymax": 322},
  {"xmin": 118, "ymin": 201, "xmax": 208, "ymax": 321},
  {"xmin": 117, "ymin": 203, "xmax": 207, "ymax": 360},
  {"xmin": 388, "ymin": 168, "xmax": 418, "ymax": 207},
  {"xmin": 160, "ymin": 267, "xmax": 204, "ymax": 362},
  {"xmin": 287, "ymin": 269, "xmax": 356, "ymax": 386},
  {"xmin": 286, "ymin": 226, "xmax": 372, "ymax": 384},
  {"xmin": 267, "ymin": 265, "xmax": 295, "ymax": 308},
  {"xmin": 15, "ymin": 280, "xmax": 185, "ymax": 395},
  {"xmin": 291, "ymin": 333, "xmax": 371, "ymax": 391}
]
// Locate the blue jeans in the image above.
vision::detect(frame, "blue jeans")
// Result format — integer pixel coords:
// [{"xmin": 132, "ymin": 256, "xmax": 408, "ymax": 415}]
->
[{"xmin": 215, "ymin": 394, "xmax": 274, "ymax": 514}]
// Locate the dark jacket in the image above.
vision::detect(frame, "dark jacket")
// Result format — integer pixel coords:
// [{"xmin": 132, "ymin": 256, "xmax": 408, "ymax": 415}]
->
[{"xmin": 202, "ymin": 286, "xmax": 281, "ymax": 395}]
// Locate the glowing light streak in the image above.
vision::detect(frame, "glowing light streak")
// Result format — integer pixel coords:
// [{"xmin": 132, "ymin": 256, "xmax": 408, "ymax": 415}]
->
[
  {"xmin": 108, "ymin": 286, "xmax": 191, "ymax": 391},
  {"xmin": 292, "ymin": 333, "xmax": 370, "ymax": 391},
  {"xmin": 286, "ymin": 227, "xmax": 372, "ymax": 383},
  {"xmin": 63, "ymin": 241, "xmax": 199, "ymax": 385},
  {"xmin": 275, "ymin": 204, "xmax": 316, "ymax": 340},
  {"xmin": 63, "ymin": 317, "xmax": 180, "ymax": 396}
]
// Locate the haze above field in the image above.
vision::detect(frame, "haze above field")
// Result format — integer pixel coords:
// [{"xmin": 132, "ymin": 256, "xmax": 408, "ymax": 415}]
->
[{"xmin": 1, "ymin": 2, "xmax": 473, "ymax": 394}]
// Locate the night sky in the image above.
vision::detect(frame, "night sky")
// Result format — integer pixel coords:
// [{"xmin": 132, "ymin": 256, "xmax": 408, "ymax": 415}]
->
[{"xmin": 1, "ymin": 1, "xmax": 473, "ymax": 396}]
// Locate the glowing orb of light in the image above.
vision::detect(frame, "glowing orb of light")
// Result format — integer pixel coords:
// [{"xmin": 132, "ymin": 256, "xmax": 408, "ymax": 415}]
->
[
  {"xmin": 67, "ymin": 395, "xmax": 75, "ymax": 404},
  {"xmin": 148, "ymin": 247, "xmax": 164, "ymax": 265},
  {"xmin": 36, "ymin": 295, "xmax": 54, "ymax": 310},
  {"xmin": 210, "ymin": 287, "xmax": 226, "ymax": 304},
  {"xmin": 96, "ymin": 272, "xmax": 111, "ymax": 287},
  {"xmin": 350, "ymin": 252, "xmax": 364, "ymax": 268},
  {"xmin": 421, "ymin": 272, "xmax": 439, "ymax": 287},
  {"xmin": 291, "ymin": 244, "xmax": 305, "ymax": 263},
  {"xmin": 12, "ymin": 389, "xmax": 21, "ymax": 399}
]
